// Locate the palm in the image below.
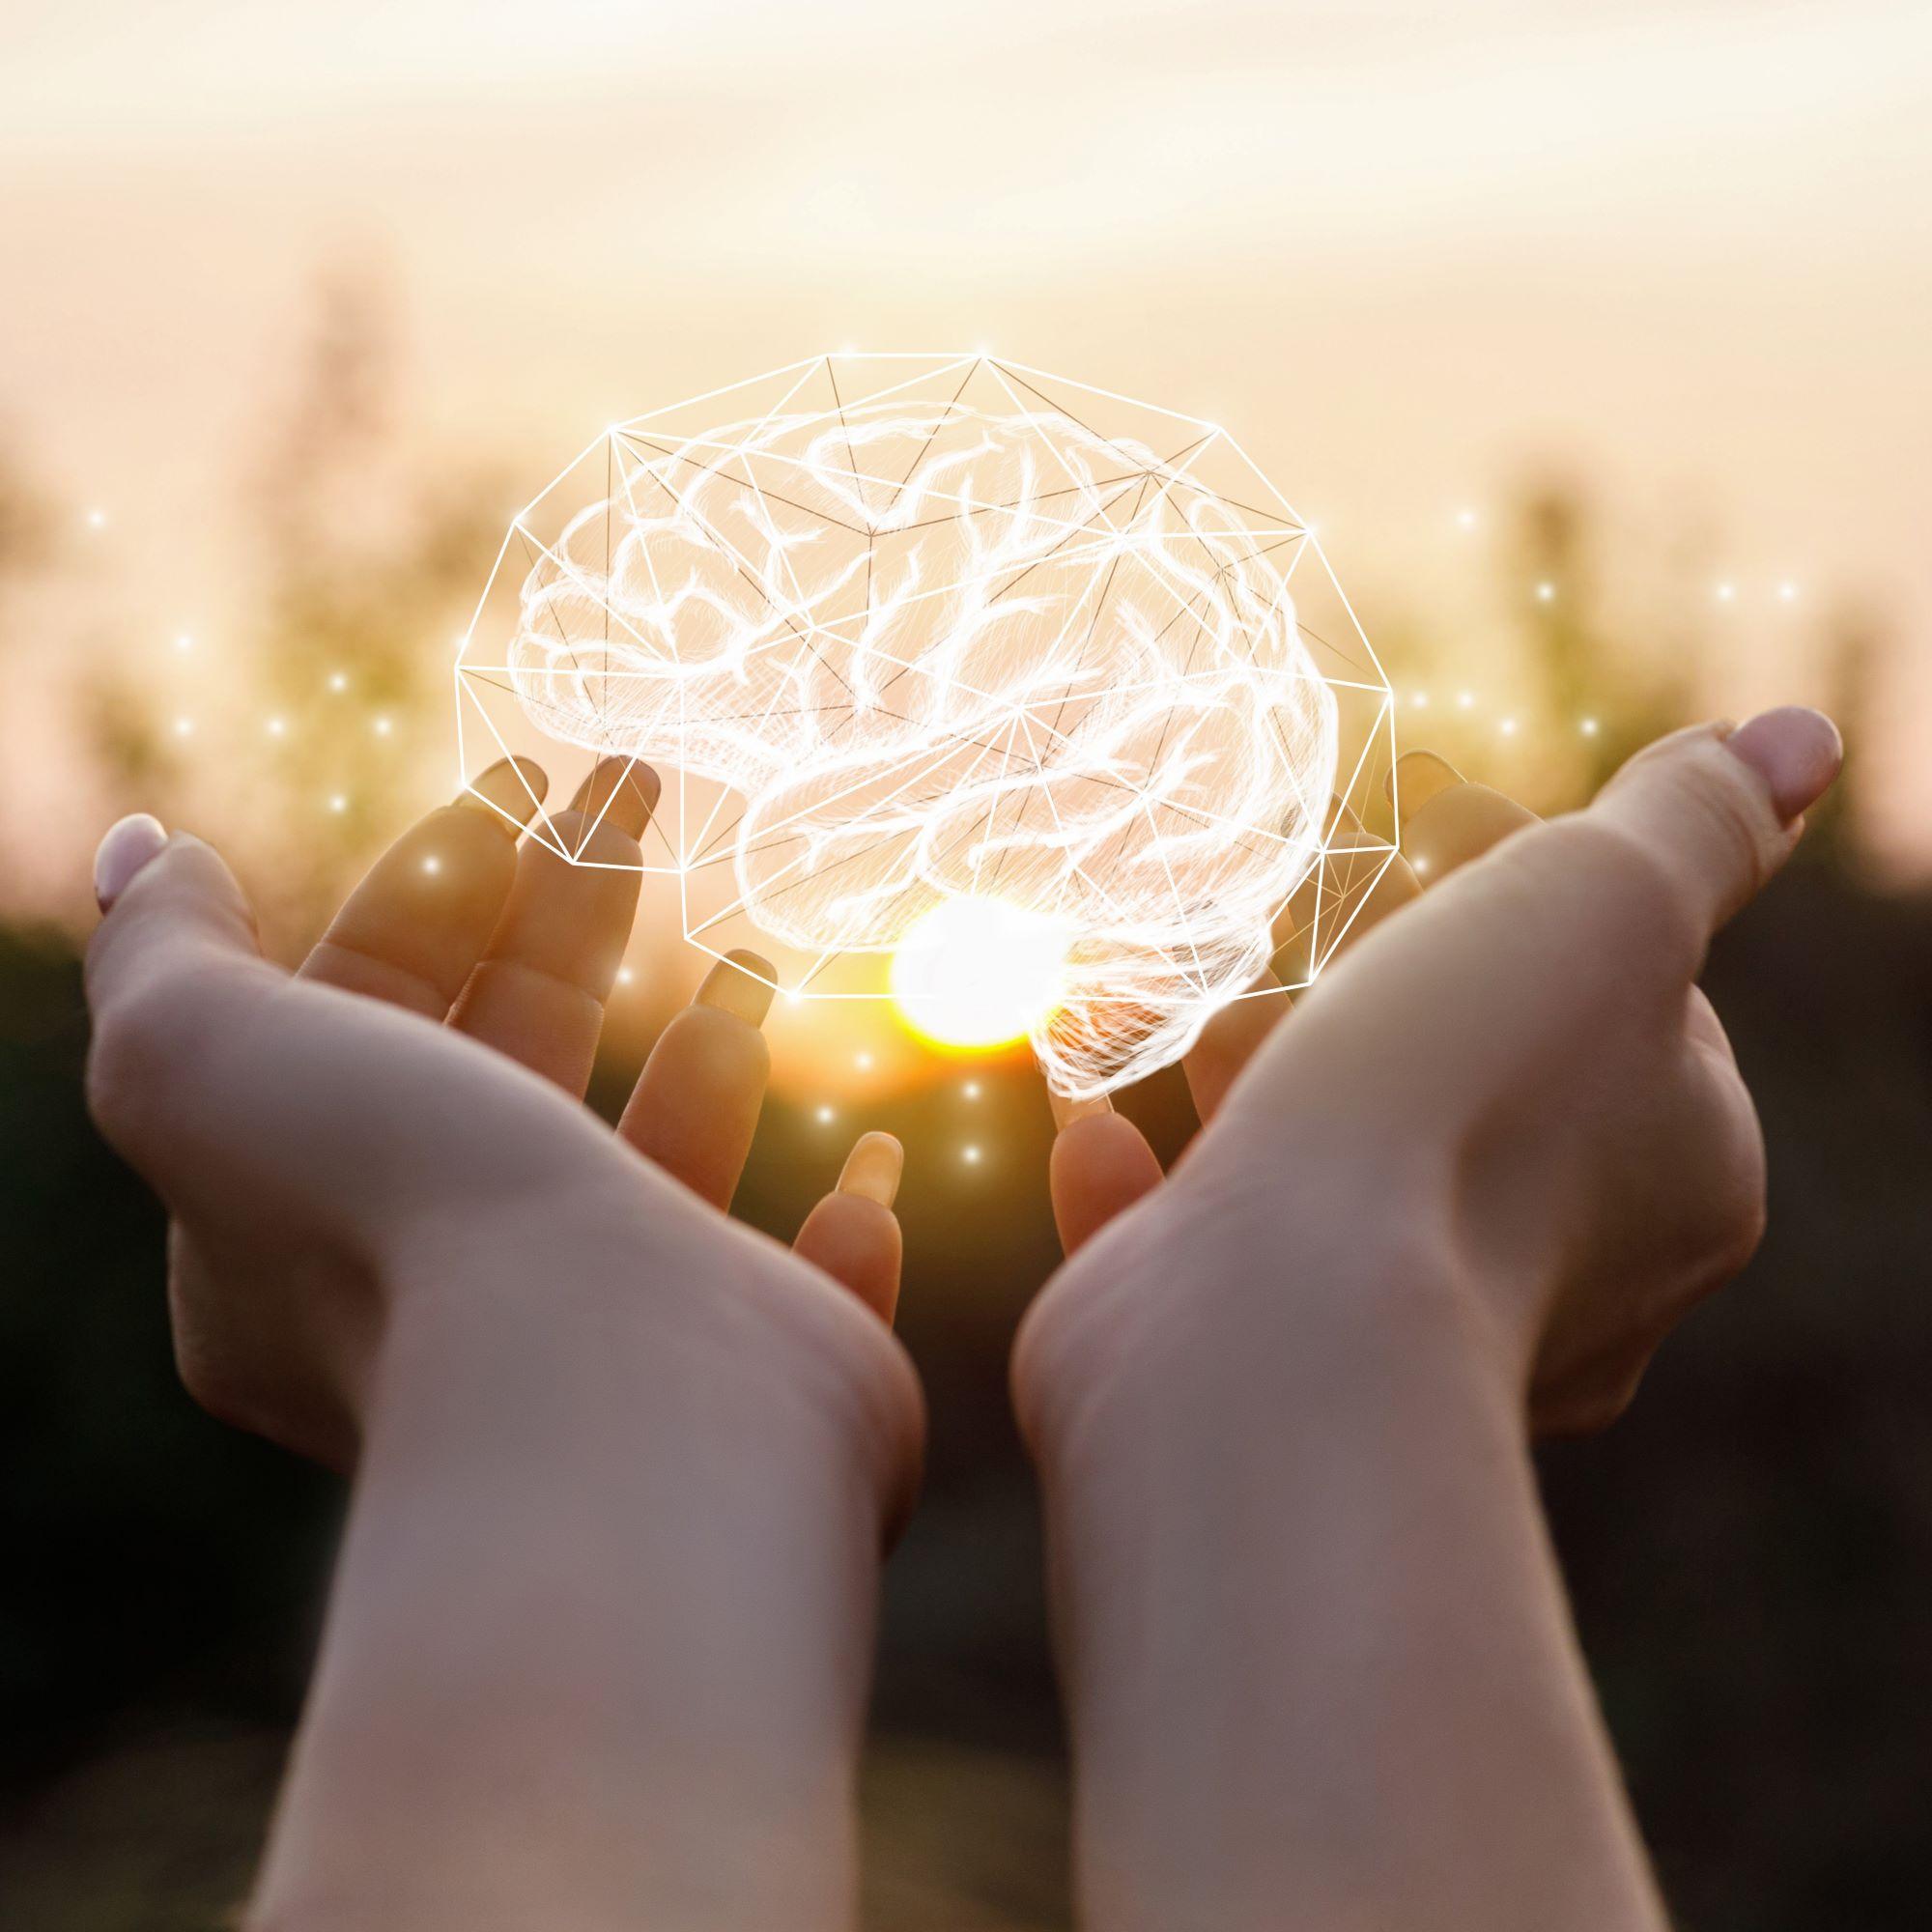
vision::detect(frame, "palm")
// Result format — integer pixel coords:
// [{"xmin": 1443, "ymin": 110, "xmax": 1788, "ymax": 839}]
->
[{"xmin": 125, "ymin": 756, "xmax": 902, "ymax": 1469}]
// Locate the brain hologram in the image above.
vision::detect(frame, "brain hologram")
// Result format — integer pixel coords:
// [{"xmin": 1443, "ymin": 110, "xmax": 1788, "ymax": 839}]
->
[{"xmin": 455, "ymin": 355, "xmax": 1398, "ymax": 1097}]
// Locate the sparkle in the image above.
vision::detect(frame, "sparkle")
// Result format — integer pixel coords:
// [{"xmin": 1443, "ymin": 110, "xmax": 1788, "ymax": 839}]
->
[
  {"xmin": 855, "ymin": 1051, "xmax": 874, "ymax": 1069},
  {"xmin": 1717, "ymin": 582, "xmax": 1736, "ymax": 603},
  {"xmin": 1457, "ymin": 691, "xmax": 1475, "ymax": 710},
  {"xmin": 422, "ymin": 856, "xmax": 441, "ymax": 875},
  {"xmin": 265, "ymin": 716, "xmax": 287, "ymax": 737},
  {"xmin": 1455, "ymin": 507, "xmax": 1478, "ymax": 530},
  {"xmin": 962, "ymin": 1080, "xmax": 981, "ymax": 1100},
  {"xmin": 961, "ymin": 1144, "xmax": 982, "ymax": 1165},
  {"xmin": 1580, "ymin": 717, "xmax": 1601, "ymax": 737},
  {"xmin": 816, "ymin": 1104, "xmax": 837, "ymax": 1124},
  {"xmin": 172, "ymin": 716, "xmax": 194, "ymax": 737},
  {"xmin": 327, "ymin": 671, "xmax": 349, "ymax": 693},
  {"xmin": 173, "ymin": 632, "xmax": 193, "ymax": 653},
  {"xmin": 1409, "ymin": 692, "xmax": 1430, "ymax": 709},
  {"xmin": 328, "ymin": 794, "xmax": 349, "ymax": 813},
  {"xmin": 84, "ymin": 508, "xmax": 107, "ymax": 530},
  {"xmin": 1498, "ymin": 717, "xmax": 1519, "ymax": 736},
  {"xmin": 1535, "ymin": 582, "xmax": 1555, "ymax": 603},
  {"xmin": 1778, "ymin": 582, "xmax": 1799, "ymax": 602},
  {"xmin": 616, "ymin": 967, "xmax": 635, "ymax": 985},
  {"xmin": 373, "ymin": 715, "xmax": 394, "ymax": 737}
]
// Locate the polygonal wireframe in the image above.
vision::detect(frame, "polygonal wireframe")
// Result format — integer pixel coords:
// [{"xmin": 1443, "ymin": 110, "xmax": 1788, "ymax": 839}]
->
[{"xmin": 454, "ymin": 354, "xmax": 1399, "ymax": 1098}]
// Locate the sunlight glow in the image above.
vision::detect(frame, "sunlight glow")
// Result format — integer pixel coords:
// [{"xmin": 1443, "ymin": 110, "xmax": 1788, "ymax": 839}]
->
[{"xmin": 891, "ymin": 896, "xmax": 1072, "ymax": 1053}]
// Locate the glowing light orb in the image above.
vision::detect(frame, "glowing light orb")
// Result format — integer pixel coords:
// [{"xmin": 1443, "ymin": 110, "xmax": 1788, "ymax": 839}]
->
[
  {"xmin": 891, "ymin": 896, "xmax": 1072, "ymax": 1051},
  {"xmin": 455, "ymin": 354, "xmax": 1399, "ymax": 1098}
]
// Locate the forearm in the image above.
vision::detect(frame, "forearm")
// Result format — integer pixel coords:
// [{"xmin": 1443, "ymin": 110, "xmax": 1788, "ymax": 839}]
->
[
  {"xmin": 1018, "ymin": 1205, "xmax": 1666, "ymax": 1932},
  {"xmin": 250, "ymin": 1197, "xmax": 921, "ymax": 1932}
]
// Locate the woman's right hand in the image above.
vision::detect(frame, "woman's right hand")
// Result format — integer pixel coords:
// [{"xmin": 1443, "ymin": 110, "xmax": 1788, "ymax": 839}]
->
[
  {"xmin": 1030, "ymin": 709, "xmax": 1842, "ymax": 1436},
  {"xmin": 1014, "ymin": 714, "xmax": 1840, "ymax": 1932}
]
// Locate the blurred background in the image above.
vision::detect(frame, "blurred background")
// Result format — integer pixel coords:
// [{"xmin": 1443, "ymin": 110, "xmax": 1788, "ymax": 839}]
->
[{"xmin": 1, "ymin": 1, "xmax": 1928, "ymax": 1925}]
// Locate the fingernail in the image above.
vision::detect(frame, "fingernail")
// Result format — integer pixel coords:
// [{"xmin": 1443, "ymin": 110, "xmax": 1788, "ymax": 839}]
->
[
  {"xmin": 696, "ymin": 950, "xmax": 776, "ymax": 1026},
  {"xmin": 838, "ymin": 1131, "xmax": 903, "ymax": 1208},
  {"xmin": 94, "ymin": 813, "xmax": 168, "ymax": 912},
  {"xmin": 1723, "ymin": 708, "xmax": 1843, "ymax": 825},
  {"xmin": 569, "ymin": 756, "xmax": 661, "ymax": 838},
  {"xmin": 1387, "ymin": 750, "xmax": 1463, "ymax": 812},
  {"xmin": 1048, "ymin": 1086, "xmax": 1114, "ymax": 1130},
  {"xmin": 459, "ymin": 756, "xmax": 549, "ymax": 829}
]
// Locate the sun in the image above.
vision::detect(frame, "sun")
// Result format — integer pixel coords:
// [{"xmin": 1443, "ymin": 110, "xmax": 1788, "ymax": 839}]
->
[{"xmin": 890, "ymin": 896, "xmax": 1073, "ymax": 1053}]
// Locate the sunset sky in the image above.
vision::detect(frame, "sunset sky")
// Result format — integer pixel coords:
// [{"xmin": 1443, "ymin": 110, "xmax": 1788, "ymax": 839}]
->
[{"xmin": 3, "ymin": 0, "xmax": 1927, "ymax": 890}]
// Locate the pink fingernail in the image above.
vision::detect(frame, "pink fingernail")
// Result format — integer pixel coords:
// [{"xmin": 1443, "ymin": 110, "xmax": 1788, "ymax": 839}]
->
[
  {"xmin": 93, "ymin": 813, "xmax": 168, "ymax": 912},
  {"xmin": 1723, "ymin": 708, "xmax": 1843, "ymax": 825},
  {"xmin": 696, "ymin": 950, "xmax": 777, "ymax": 1026}
]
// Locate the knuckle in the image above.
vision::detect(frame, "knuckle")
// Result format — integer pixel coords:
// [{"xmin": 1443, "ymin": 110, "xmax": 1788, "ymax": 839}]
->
[
  {"xmin": 84, "ymin": 982, "xmax": 178, "ymax": 1153},
  {"xmin": 1556, "ymin": 816, "xmax": 1705, "ymax": 973},
  {"xmin": 169, "ymin": 1321, "xmax": 263, "ymax": 1434},
  {"xmin": 1695, "ymin": 1086, "xmax": 1770, "ymax": 1283},
  {"xmin": 1535, "ymin": 1362, "xmax": 1647, "ymax": 1437},
  {"xmin": 1678, "ymin": 759, "xmax": 1776, "ymax": 898},
  {"xmin": 1503, "ymin": 817, "xmax": 1703, "ymax": 985},
  {"xmin": 86, "ymin": 966, "xmax": 242, "ymax": 1165},
  {"xmin": 1707, "ymin": 1180, "xmax": 1769, "ymax": 1284},
  {"xmin": 174, "ymin": 1349, "xmax": 242, "ymax": 1428}
]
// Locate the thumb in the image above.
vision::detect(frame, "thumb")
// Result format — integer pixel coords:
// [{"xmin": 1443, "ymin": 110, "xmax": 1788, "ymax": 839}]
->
[
  {"xmin": 84, "ymin": 821, "xmax": 275, "ymax": 1165},
  {"xmin": 86, "ymin": 821, "xmax": 268, "ymax": 1037},
  {"xmin": 1587, "ymin": 709, "xmax": 1841, "ymax": 940}
]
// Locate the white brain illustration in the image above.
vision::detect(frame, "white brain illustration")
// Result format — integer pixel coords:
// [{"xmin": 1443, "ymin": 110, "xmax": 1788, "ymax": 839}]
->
[{"xmin": 456, "ymin": 356, "xmax": 1397, "ymax": 1097}]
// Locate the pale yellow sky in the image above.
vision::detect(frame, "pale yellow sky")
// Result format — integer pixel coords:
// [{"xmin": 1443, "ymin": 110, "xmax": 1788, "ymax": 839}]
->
[{"xmin": 2, "ymin": 0, "xmax": 1927, "ymax": 883}]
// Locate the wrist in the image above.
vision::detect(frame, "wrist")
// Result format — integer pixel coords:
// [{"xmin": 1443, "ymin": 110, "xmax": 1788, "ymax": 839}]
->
[
  {"xmin": 373, "ymin": 1176, "xmax": 925, "ymax": 1526},
  {"xmin": 259, "ymin": 1187, "xmax": 921, "ymax": 1931},
  {"xmin": 1014, "ymin": 1148, "xmax": 1520, "ymax": 1486},
  {"xmin": 1017, "ymin": 1164, "xmax": 1653, "ymax": 1932}
]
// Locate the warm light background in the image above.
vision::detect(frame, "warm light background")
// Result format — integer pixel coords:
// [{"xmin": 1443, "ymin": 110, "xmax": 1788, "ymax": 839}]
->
[{"xmin": 3, "ymin": 0, "xmax": 1927, "ymax": 926}]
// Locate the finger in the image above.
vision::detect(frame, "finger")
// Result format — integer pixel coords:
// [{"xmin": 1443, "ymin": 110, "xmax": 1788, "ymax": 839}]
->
[
  {"xmin": 554, "ymin": 753, "xmax": 662, "ymax": 850},
  {"xmin": 93, "ymin": 811, "xmax": 170, "ymax": 915},
  {"xmin": 299, "ymin": 757, "xmax": 548, "ymax": 1018},
  {"xmin": 448, "ymin": 759, "xmax": 659, "ymax": 1093},
  {"xmin": 88, "ymin": 824, "xmax": 261, "ymax": 1016},
  {"xmin": 1588, "ymin": 710, "xmax": 1840, "ymax": 940},
  {"xmin": 85, "ymin": 829, "xmax": 276, "ymax": 1174},
  {"xmin": 1181, "ymin": 968, "xmax": 1288, "ymax": 1124},
  {"xmin": 1321, "ymin": 792, "xmax": 1422, "ymax": 941},
  {"xmin": 618, "ymin": 951, "xmax": 776, "ymax": 1210},
  {"xmin": 793, "ymin": 1132, "xmax": 905, "ymax": 1323},
  {"xmin": 1390, "ymin": 751, "xmax": 1540, "ymax": 884},
  {"xmin": 85, "ymin": 825, "xmax": 615, "ymax": 1257},
  {"xmin": 1049, "ymin": 1111, "xmax": 1164, "ymax": 1257},
  {"xmin": 1272, "ymin": 795, "xmax": 1419, "ymax": 972}
]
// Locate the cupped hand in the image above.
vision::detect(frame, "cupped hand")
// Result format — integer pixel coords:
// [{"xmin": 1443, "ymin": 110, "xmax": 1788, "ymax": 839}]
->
[
  {"xmin": 86, "ymin": 756, "xmax": 913, "ymax": 1472},
  {"xmin": 1027, "ymin": 709, "xmax": 1842, "ymax": 1435}
]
